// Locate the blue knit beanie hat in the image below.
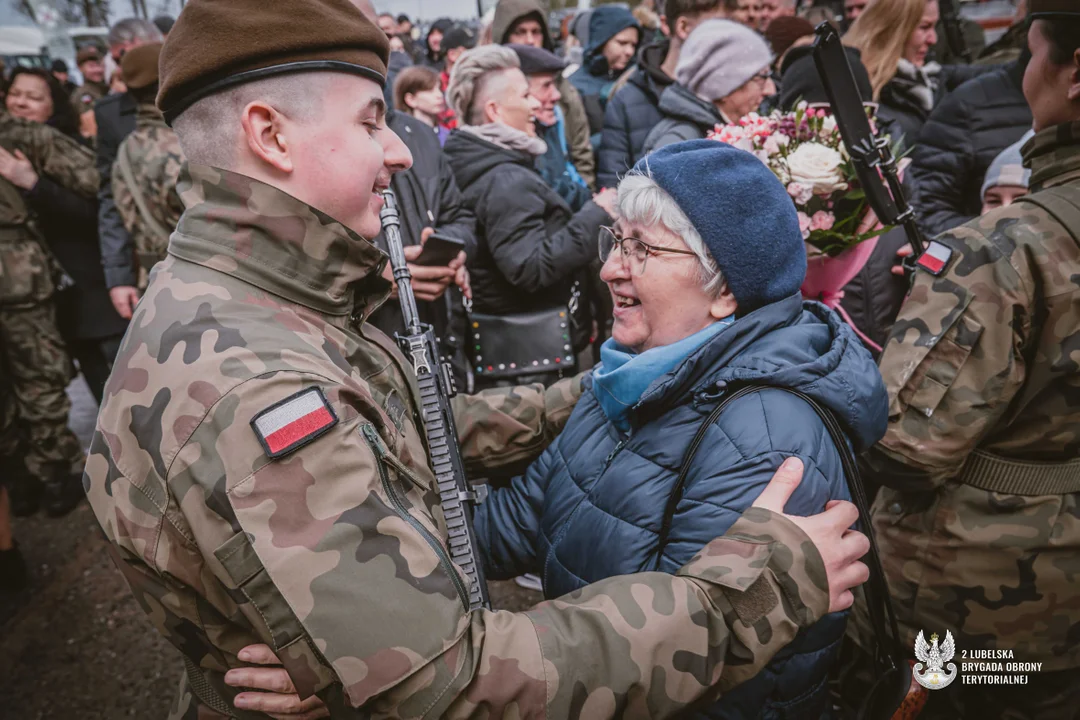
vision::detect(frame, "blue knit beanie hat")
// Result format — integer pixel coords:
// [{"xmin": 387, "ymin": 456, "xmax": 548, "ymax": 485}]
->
[{"xmin": 631, "ymin": 139, "xmax": 807, "ymax": 313}]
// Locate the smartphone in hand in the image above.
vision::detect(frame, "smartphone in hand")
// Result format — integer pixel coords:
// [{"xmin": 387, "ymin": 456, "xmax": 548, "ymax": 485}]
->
[{"xmin": 414, "ymin": 233, "xmax": 466, "ymax": 267}]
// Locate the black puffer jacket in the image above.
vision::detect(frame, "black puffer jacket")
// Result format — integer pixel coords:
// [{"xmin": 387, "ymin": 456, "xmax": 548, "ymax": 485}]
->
[
  {"xmin": 910, "ymin": 60, "xmax": 1032, "ymax": 238},
  {"xmin": 443, "ymin": 129, "xmax": 611, "ymax": 351},
  {"xmin": 368, "ymin": 112, "xmax": 476, "ymax": 384},
  {"xmin": 596, "ymin": 40, "xmax": 672, "ymax": 188},
  {"xmin": 838, "ymin": 227, "xmax": 912, "ymax": 358}
]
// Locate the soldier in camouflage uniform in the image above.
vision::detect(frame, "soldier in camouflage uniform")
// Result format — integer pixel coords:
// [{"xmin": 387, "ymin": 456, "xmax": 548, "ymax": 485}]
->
[
  {"xmin": 111, "ymin": 43, "xmax": 186, "ymax": 288},
  {"xmin": 0, "ymin": 111, "xmax": 98, "ymax": 517},
  {"xmin": 849, "ymin": 6, "xmax": 1080, "ymax": 718},
  {"xmin": 84, "ymin": 1, "xmax": 871, "ymax": 718},
  {"xmin": 71, "ymin": 46, "xmax": 109, "ymax": 137}
]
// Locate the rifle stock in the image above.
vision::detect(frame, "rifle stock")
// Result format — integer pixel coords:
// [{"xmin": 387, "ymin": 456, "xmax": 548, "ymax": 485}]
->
[{"xmin": 380, "ymin": 190, "xmax": 492, "ymax": 612}]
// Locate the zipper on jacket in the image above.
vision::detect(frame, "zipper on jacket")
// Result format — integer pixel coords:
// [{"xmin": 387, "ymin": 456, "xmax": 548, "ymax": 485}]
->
[
  {"xmin": 361, "ymin": 424, "xmax": 470, "ymax": 610},
  {"xmin": 604, "ymin": 438, "xmax": 627, "ymax": 468}
]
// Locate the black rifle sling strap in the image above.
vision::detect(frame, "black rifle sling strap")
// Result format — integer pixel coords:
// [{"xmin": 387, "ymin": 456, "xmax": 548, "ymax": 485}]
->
[{"xmin": 653, "ymin": 385, "xmax": 905, "ymax": 714}]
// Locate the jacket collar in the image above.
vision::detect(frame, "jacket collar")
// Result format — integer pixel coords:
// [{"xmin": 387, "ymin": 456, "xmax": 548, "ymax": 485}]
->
[
  {"xmin": 659, "ymin": 84, "xmax": 723, "ymax": 129},
  {"xmin": 1025, "ymin": 121, "xmax": 1080, "ymax": 191},
  {"xmin": 168, "ymin": 164, "xmax": 391, "ymax": 319}
]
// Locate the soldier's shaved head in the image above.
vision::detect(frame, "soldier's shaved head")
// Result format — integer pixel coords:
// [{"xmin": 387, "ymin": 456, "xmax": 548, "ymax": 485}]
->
[{"xmin": 173, "ymin": 73, "xmax": 332, "ymax": 167}]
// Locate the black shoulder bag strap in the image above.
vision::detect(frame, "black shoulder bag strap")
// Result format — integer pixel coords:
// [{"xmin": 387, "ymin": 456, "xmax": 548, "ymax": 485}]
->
[{"xmin": 653, "ymin": 384, "xmax": 911, "ymax": 720}]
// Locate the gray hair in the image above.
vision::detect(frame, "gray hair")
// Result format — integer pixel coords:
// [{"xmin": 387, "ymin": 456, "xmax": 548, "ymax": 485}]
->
[
  {"xmin": 446, "ymin": 45, "xmax": 520, "ymax": 126},
  {"xmin": 616, "ymin": 170, "xmax": 727, "ymax": 298},
  {"xmin": 108, "ymin": 18, "xmax": 164, "ymax": 47},
  {"xmin": 173, "ymin": 73, "xmax": 331, "ymax": 168}
]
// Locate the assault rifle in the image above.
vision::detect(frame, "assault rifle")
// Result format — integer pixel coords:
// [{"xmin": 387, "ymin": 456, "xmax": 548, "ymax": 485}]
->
[
  {"xmin": 380, "ymin": 189, "xmax": 491, "ymax": 612},
  {"xmin": 812, "ymin": 22, "xmax": 927, "ymax": 264}
]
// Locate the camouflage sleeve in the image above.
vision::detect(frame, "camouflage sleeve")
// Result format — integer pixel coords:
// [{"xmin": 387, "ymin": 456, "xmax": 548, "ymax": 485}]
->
[
  {"xmin": 20, "ymin": 120, "xmax": 99, "ymax": 198},
  {"xmin": 181, "ymin": 372, "xmax": 826, "ymax": 718},
  {"xmin": 111, "ymin": 154, "xmax": 138, "ymax": 237},
  {"xmin": 452, "ymin": 372, "xmax": 585, "ymax": 475},
  {"xmin": 872, "ymin": 215, "xmax": 1033, "ymax": 487}
]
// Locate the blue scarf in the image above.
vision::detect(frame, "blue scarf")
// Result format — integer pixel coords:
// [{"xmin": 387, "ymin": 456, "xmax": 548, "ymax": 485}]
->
[{"xmin": 592, "ymin": 319, "xmax": 733, "ymax": 434}]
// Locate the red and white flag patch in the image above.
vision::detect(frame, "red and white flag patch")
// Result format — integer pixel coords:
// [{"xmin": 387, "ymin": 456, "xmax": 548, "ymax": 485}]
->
[
  {"xmin": 251, "ymin": 388, "xmax": 338, "ymax": 459},
  {"xmin": 916, "ymin": 241, "xmax": 954, "ymax": 276}
]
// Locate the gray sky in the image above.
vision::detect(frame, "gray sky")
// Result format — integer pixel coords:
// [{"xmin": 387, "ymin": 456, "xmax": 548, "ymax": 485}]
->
[{"xmin": 373, "ymin": 0, "xmax": 484, "ymax": 22}]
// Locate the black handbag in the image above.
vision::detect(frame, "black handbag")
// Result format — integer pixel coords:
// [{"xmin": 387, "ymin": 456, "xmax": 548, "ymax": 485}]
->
[
  {"xmin": 652, "ymin": 384, "xmax": 918, "ymax": 720},
  {"xmin": 467, "ymin": 284, "xmax": 581, "ymax": 381}
]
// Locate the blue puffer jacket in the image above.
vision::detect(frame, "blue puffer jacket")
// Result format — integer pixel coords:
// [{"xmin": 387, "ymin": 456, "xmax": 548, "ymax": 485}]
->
[{"xmin": 475, "ymin": 295, "xmax": 888, "ymax": 719}]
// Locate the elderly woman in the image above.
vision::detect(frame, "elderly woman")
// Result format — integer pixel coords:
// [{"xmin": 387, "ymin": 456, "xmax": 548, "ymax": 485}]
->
[
  {"xmin": 443, "ymin": 45, "xmax": 617, "ymax": 390},
  {"xmin": 474, "ymin": 140, "xmax": 888, "ymax": 719},
  {"xmin": 643, "ymin": 19, "xmax": 775, "ymax": 153}
]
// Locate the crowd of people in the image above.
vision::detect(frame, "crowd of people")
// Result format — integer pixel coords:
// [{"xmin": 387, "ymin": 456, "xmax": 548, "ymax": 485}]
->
[{"xmin": 0, "ymin": 0, "xmax": 1077, "ymax": 719}]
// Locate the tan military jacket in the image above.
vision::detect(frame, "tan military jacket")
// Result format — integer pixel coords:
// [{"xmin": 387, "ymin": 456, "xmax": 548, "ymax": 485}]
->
[
  {"xmin": 112, "ymin": 102, "xmax": 185, "ymax": 286},
  {"xmin": 0, "ymin": 112, "xmax": 98, "ymax": 307},
  {"xmin": 856, "ymin": 122, "xmax": 1080, "ymax": 669},
  {"xmin": 86, "ymin": 164, "xmax": 830, "ymax": 719},
  {"xmin": 71, "ymin": 80, "xmax": 108, "ymax": 116}
]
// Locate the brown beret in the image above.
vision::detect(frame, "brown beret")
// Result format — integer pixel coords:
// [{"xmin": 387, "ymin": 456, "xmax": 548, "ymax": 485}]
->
[
  {"xmin": 76, "ymin": 46, "xmax": 101, "ymax": 65},
  {"xmin": 1030, "ymin": 0, "xmax": 1080, "ymax": 18},
  {"xmin": 157, "ymin": 0, "xmax": 390, "ymax": 124},
  {"xmin": 121, "ymin": 43, "xmax": 163, "ymax": 91}
]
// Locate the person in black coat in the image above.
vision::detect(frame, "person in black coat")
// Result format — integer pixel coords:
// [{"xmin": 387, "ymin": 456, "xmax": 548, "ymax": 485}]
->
[
  {"xmin": 2, "ymin": 68, "xmax": 128, "ymax": 404},
  {"xmin": 367, "ymin": 111, "xmax": 476, "ymax": 387},
  {"xmin": 910, "ymin": 57, "xmax": 1033, "ymax": 238},
  {"xmin": 95, "ymin": 18, "xmax": 165, "ymax": 322},
  {"xmin": 445, "ymin": 45, "xmax": 616, "ymax": 389}
]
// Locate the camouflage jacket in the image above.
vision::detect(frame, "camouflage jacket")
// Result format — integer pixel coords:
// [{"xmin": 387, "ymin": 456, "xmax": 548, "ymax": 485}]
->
[
  {"xmin": 0, "ymin": 111, "xmax": 98, "ymax": 306},
  {"xmin": 86, "ymin": 164, "xmax": 831, "ymax": 719},
  {"xmin": 855, "ymin": 121, "xmax": 1080, "ymax": 669},
  {"xmin": 112, "ymin": 102, "xmax": 185, "ymax": 285}
]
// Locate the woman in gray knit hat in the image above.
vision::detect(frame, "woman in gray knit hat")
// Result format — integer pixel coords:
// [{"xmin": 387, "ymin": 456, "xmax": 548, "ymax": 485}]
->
[{"xmin": 643, "ymin": 18, "xmax": 775, "ymax": 153}]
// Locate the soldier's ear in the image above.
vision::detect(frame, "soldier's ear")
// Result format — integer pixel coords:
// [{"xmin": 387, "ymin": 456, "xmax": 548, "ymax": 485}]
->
[{"xmin": 240, "ymin": 100, "xmax": 294, "ymax": 174}]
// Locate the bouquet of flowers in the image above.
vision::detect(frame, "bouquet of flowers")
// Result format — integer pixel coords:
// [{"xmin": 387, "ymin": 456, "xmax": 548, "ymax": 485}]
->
[
  {"xmin": 709, "ymin": 104, "xmax": 896, "ymax": 350},
  {"xmin": 709, "ymin": 103, "xmax": 891, "ymax": 256}
]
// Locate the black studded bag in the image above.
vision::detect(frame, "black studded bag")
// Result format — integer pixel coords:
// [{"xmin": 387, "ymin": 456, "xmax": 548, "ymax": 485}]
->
[{"xmin": 466, "ymin": 285, "xmax": 580, "ymax": 382}]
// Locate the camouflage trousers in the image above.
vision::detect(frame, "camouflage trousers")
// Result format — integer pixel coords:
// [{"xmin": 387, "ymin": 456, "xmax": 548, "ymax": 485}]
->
[{"xmin": 0, "ymin": 301, "xmax": 83, "ymax": 481}]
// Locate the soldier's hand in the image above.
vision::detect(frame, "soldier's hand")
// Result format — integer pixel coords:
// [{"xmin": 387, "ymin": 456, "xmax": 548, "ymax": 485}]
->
[
  {"xmin": 751, "ymin": 458, "xmax": 870, "ymax": 613},
  {"xmin": 108, "ymin": 286, "xmax": 141, "ymax": 320},
  {"xmin": 227, "ymin": 644, "xmax": 329, "ymax": 719}
]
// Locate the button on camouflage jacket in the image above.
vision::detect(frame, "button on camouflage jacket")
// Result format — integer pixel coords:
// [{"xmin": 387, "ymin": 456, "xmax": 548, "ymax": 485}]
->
[
  {"xmin": 0, "ymin": 111, "xmax": 99, "ymax": 307},
  {"xmin": 855, "ymin": 122, "xmax": 1080, "ymax": 670},
  {"xmin": 85, "ymin": 164, "xmax": 830, "ymax": 719}
]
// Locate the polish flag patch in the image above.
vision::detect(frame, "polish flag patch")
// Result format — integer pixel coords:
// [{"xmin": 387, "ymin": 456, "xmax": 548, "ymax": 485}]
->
[
  {"xmin": 916, "ymin": 241, "xmax": 954, "ymax": 276},
  {"xmin": 251, "ymin": 388, "xmax": 338, "ymax": 459}
]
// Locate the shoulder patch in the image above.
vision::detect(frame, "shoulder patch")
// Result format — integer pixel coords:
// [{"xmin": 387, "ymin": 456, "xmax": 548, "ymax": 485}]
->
[
  {"xmin": 916, "ymin": 240, "xmax": 954, "ymax": 276},
  {"xmin": 251, "ymin": 388, "xmax": 338, "ymax": 459}
]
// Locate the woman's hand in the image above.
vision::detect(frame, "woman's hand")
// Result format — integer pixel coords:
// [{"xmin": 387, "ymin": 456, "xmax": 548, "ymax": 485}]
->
[
  {"xmin": 593, "ymin": 188, "xmax": 618, "ymax": 218},
  {"xmin": 892, "ymin": 245, "xmax": 914, "ymax": 276},
  {"xmin": 226, "ymin": 644, "xmax": 329, "ymax": 719},
  {"xmin": 0, "ymin": 147, "xmax": 38, "ymax": 190}
]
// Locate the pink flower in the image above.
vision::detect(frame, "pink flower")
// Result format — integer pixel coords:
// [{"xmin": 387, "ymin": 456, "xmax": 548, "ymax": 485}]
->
[
  {"xmin": 811, "ymin": 210, "xmax": 835, "ymax": 231},
  {"xmin": 797, "ymin": 211, "xmax": 812, "ymax": 240},
  {"xmin": 787, "ymin": 181, "xmax": 814, "ymax": 205}
]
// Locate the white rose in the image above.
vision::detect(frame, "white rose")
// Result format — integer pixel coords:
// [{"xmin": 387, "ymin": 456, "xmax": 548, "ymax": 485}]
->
[{"xmin": 785, "ymin": 142, "xmax": 848, "ymax": 196}]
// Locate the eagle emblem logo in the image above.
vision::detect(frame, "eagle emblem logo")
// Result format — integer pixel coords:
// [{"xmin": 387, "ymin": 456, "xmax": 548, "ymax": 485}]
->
[{"xmin": 913, "ymin": 630, "xmax": 958, "ymax": 690}]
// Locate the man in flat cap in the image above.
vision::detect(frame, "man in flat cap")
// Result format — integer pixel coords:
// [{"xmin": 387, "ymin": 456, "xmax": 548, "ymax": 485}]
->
[
  {"xmin": 845, "ymin": 5, "xmax": 1080, "ymax": 718},
  {"xmin": 111, "ymin": 43, "xmax": 185, "ymax": 289},
  {"xmin": 83, "ymin": 1, "xmax": 869, "ymax": 718}
]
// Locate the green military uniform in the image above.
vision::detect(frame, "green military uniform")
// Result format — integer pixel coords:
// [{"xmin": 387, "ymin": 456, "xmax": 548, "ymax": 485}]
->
[
  {"xmin": 88, "ymin": 164, "xmax": 833, "ymax": 719},
  {"xmin": 852, "ymin": 121, "xmax": 1080, "ymax": 718},
  {"xmin": 0, "ymin": 112, "xmax": 97, "ymax": 512},
  {"xmin": 71, "ymin": 80, "xmax": 108, "ymax": 117}
]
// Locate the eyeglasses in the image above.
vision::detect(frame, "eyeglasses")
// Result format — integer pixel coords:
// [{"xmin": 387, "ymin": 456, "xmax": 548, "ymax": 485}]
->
[
  {"xmin": 598, "ymin": 226, "xmax": 698, "ymax": 276},
  {"xmin": 751, "ymin": 70, "xmax": 772, "ymax": 87}
]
